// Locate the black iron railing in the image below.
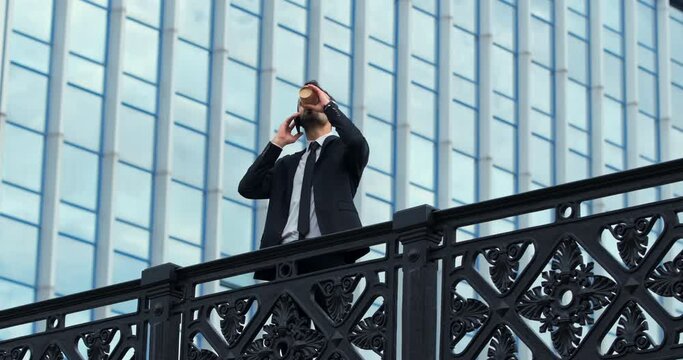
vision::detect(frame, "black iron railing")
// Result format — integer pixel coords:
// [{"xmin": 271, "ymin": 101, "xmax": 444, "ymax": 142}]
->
[{"xmin": 2, "ymin": 159, "xmax": 683, "ymax": 359}]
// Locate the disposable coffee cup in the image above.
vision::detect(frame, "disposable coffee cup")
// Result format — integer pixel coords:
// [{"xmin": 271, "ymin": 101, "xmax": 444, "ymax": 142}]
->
[{"xmin": 299, "ymin": 87, "xmax": 318, "ymax": 105}]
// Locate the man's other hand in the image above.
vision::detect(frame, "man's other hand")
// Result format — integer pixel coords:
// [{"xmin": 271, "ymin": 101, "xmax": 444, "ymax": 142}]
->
[
  {"xmin": 272, "ymin": 113, "xmax": 304, "ymax": 148},
  {"xmin": 300, "ymin": 84, "xmax": 331, "ymax": 112}
]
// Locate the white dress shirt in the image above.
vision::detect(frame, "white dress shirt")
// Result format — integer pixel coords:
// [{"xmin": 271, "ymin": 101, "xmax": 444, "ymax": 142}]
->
[{"xmin": 275, "ymin": 132, "xmax": 336, "ymax": 243}]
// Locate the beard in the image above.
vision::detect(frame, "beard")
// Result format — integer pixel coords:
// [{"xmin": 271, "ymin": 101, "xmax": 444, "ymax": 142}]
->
[{"xmin": 299, "ymin": 109, "xmax": 327, "ymax": 130}]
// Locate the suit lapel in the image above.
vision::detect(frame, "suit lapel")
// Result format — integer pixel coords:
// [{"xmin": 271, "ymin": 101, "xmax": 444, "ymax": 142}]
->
[{"xmin": 285, "ymin": 135, "xmax": 339, "ymax": 207}]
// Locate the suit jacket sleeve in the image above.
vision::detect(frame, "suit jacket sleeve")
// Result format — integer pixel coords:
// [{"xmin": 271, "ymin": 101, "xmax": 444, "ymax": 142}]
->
[
  {"xmin": 324, "ymin": 102, "xmax": 370, "ymax": 187},
  {"xmin": 238, "ymin": 142, "xmax": 283, "ymax": 199}
]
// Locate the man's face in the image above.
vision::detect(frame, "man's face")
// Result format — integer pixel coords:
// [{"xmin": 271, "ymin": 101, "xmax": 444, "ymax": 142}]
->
[{"xmin": 297, "ymin": 103, "xmax": 328, "ymax": 130}]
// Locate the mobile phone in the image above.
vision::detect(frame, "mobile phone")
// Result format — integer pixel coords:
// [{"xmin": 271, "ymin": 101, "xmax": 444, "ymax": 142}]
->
[{"xmin": 294, "ymin": 115, "xmax": 302, "ymax": 134}]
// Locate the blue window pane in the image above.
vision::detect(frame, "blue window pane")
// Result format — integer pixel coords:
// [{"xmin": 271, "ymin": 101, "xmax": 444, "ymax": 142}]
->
[
  {"xmin": 604, "ymin": 53, "xmax": 624, "ymax": 100},
  {"xmin": 274, "ymin": 28, "xmax": 306, "ymax": 84},
  {"xmin": 121, "ymin": 75, "xmax": 157, "ymax": 112},
  {"xmin": 603, "ymin": 29, "xmax": 623, "ymax": 56},
  {"xmin": 568, "ymin": 126, "xmax": 589, "ymax": 154},
  {"xmin": 175, "ymin": 41, "xmax": 209, "ymax": 102},
  {"xmin": 566, "ymin": 151, "xmax": 589, "ymax": 182},
  {"xmin": 450, "ymin": 101, "xmax": 476, "ymax": 155},
  {"xmin": 363, "ymin": 168, "xmax": 392, "ymax": 201},
  {"xmin": 167, "ymin": 238, "xmax": 202, "ymax": 266},
  {"xmin": 178, "ymin": 0, "xmax": 212, "ymax": 46},
  {"xmin": 567, "ymin": 36, "xmax": 587, "ymax": 84},
  {"xmin": 231, "ymin": 0, "xmax": 261, "ymax": 14},
  {"xmin": 60, "ymin": 145, "xmax": 99, "ymax": 210},
  {"xmin": 225, "ymin": 60, "xmax": 258, "ymax": 120},
  {"xmin": 112, "ymin": 253, "xmax": 148, "ymax": 284},
  {"xmin": 228, "ymin": 7, "xmax": 260, "ymax": 67},
  {"xmin": 275, "ymin": 0, "xmax": 307, "ymax": 34},
  {"xmin": 221, "ymin": 200, "xmax": 253, "ymax": 255},
  {"xmin": 223, "ymin": 144, "xmax": 255, "ymax": 201},
  {"xmin": 531, "ymin": 0, "xmax": 552, "ymax": 20},
  {"xmin": 225, "ymin": 114, "xmax": 256, "ymax": 150},
  {"xmin": 531, "ymin": 17, "xmax": 551, "ymax": 66},
  {"xmin": 413, "ymin": 0, "xmax": 436, "ymax": 13},
  {"xmin": 365, "ymin": 118, "xmax": 393, "ymax": 173},
  {"xmin": 672, "ymin": 128, "xmax": 683, "ymax": 159},
  {"xmin": 119, "ymin": 106, "xmax": 155, "ymax": 169},
  {"xmin": 322, "ymin": 19, "xmax": 351, "ymax": 54},
  {"xmin": 451, "ymin": 151, "xmax": 476, "ymax": 204},
  {"xmin": 491, "ymin": 119, "xmax": 516, "ymax": 171},
  {"xmin": 67, "ymin": 55, "xmax": 105, "ymax": 94},
  {"xmin": 63, "ymin": 86, "xmax": 102, "ymax": 151},
  {"xmin": 366, "ymin": 66, "xmax": 394, "ymax": 120},
  {"xmin": 0, "ymin": 280, "xmax": 34, "ymax": 313},
  {"xmin": 55, "ymin": 236, "xmax": 94, "ymax": 295},
  {"xmin": 452, "ymin": 27, "xmax": 476, "ymax": 80},
  {"xmin": 411, "ymin": 8, "xmax": 436, "ymax": 62},
  {"xmin": 567, "ymin": 10, "xmax": 587, "ymax": 38},
  {"xmin": 673, "ymin": 85, "xmax": 683, "ymax": 129},
  {"xmin": 175, "ymin": 95, "xmax": 207, "ymax": 132},
  {"xmin": 531, "ymin": 64, "xmax": 552, "ymax": 113},
  {"xmin": 492, "ymin": 46, "xmax": 515, "ymax": 96},
  {"xmin": 452, "ymin": 75, "xmax": 476, "ymax": 106},
  {"xmin": 323, "ymin": 0, "xmax": 352, "ymax": 25},
  {"xmin": 409, "ymin": 135, "xmax": 435, "ymax": 189},
  {"xmin": 672, "ymin": 20, "xmax": 683, "ymax": 63},
  {"xmin": 115, "ymin": 163, "xmax": 152, "ymax": 227},
  {"xmin": 408, "ymin": 184, "xmax": 434, "ymax": 207},
  {"xmin": 12, "ymin": 0, "xmax": 53, "ymax": 41},
  {"xmin": 452, "ymin": 0, "xmax": 476, "ymax": 31},
  {"xmin": 173, "ymin": 126, "xmax": 206, "ymax": 187},
  {"xmin": 69, "ymin": 0, "xmax": 107, "ymax": 62},
  {"xmin": 1, "ymin": 125, "xmax": 44, "ymax": 192},
  {"xmin": 531, "ymin": 109, "xmax": 552, "ymax": 139},
  {"xmin": 123, "ymin": 20, "xmax": 159, "ymax": 82},
  {"xmin": 638, "ymin": 46, "xmax": 656, "ymax": 72},
  {"xmin": 0, "ymin": 217, "xmax": 38, "ymax": 285},
  {"xmin": 410, "ymin": 57, "xmax": 436, "ymax": 90},
  {"xmin": 168, "ymin": 182, "xmax": 203, "ymax": 244},
  {"xmin": 637, "ymin": 113, "xmax": 657, "ymax": 160},
  {"xmin": 367, "ymin": 0, "xmax": 395, "ymax": 44},
  {"xmin": 638, "ymin": 70, "xmax": 657, "ymax": 116},
  {"xmin": 604, "ymin": 142, "xmax": 624, "ymax": 169},
  {"xmin": 113, "ymin": 220, "xmax": 150, "ymax": 259},
  {"xmin": 361, "ymin": 196, "xmax": 392, "ymax": 225},
  {"xmin": 59, "ymin": 203, "xmax": 96, "ymax": 242},
  {"xmin": 9, "ymin": 32, "xmax": 50, "ymax": 73},
  {"xmin": 127, "ymin": 0, "xmax": 161, "ymax": 27},
  {"xmin": 530, "ymin": 136, "xmax": 552, "ymax": 185},
  {"xmin": 637, "ymin": 2, "xmax": 655, "ymax": 48},
  {"xmin": 493, "ymin": 93, "xmax": 515, "ymax": 123},
  {"xmin": 6, "ymin": 65, "xmax": 48, "ymax": 131},
  {"xmin": 367, "ymin": 39, "xmax": 394, "ymax": 71},
  {"xmin": 408, "ymin": 85, "xmax": 436, "ymax": 139},
  {"xmin": 270, "ymin": 80, "xmax": 299, "ymax": 133},
  {"xmin": 601, "ymin": 0, "xmax": 622, "ymax": 31},
  {"xmin": 567, "ymin": 81, "xmax": 588, "ymax": 129},
  {"xmin": 603, "ymin": 97, "xmax": 624, "ymax": 145},
  {"xmin": 0, "ymin": 183, "xmax": 40, "ymax": 224},
  {"xmin": 491, "ymin": 167, "xmax": 515, "ymax": 198},
  {"xmin": 567, "ymin": 0, "xmax": 586, "ymax": 14},
  {"xmin": 492, "ymin": 1, "xmax": 515, "ymax": 49},
  {"xmin": 320, "ymin": 49, "xmax": 352, "ymax": 105}
]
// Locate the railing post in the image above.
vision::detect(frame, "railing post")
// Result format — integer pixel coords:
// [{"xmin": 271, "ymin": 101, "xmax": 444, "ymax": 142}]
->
[
  {"xmin": 141, "ymin": 263, "xmax": 183, "ymax": 360},
  {"xmin": 393, "ymin": 205, "xmax": 441, "ymax": 359}
]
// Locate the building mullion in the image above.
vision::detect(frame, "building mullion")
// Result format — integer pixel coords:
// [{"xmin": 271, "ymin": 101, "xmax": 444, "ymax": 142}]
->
[
  {"xmin": 517, "ymin": 0, "xmax": 531, "ymax": 229},
  {"xmin": 554, "ymin": 0, "xmax": 568, "ymax": 185},
  {"xmin": 36, "ymin": 0, "xmax": 72, "ymax": 302},
  {"xmin": 624, "ymin": 0, "xmax": 640, "ymax": 181},
  {"xmin": 94, "ymin": 0, "xmax": 126, "ymax": 319},
  {"xmin": 436, "ymin": 0, "xmax": 452, "ymax": 210},
  {"xmin": 395, "ymin": 0, "xmax": 412, "ymax": 210},
  {"xmin": 657, "ymin": 0, "xmax": 673, "ymax": 200},
  {"xmin": 478, "ymin": 0, "xmax": 493, "ymax": 235},
  {"xmin": 203, "ymin": 0, "xmax": 230, "ymax": 292},
  {"xmin": 589, "ymin": 0, "xmax": 605, "ymax": 214},
  {"xmin": 306, "ymin": 0, "xmax": 322, "ymax": 80},
  {"xmin": 150, "ymin": 0, "xmax": 178, "ymax": 266},
  {"xmin": 351, "ymin": 0, "xmax": 367, "ymax": 212},
  {"xmin": 0, "ymin": 0, "xmax": 13, "ymax": 181},
  {"xmin": 255, "ymin": 0, "xmax": 277, "ymax": 243}
]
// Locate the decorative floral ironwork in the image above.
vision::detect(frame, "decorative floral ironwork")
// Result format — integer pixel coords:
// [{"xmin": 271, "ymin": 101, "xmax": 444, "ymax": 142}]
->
[
  {"xmin": 314, "ymin": 274, "xmax": 363, "ymax": 325},
  {"xmin": 646, "ymin": 250, "xmax": 683, "ymax": 302},
  {"xmin": 604, "ymin": 301, "xmax": 654, "ymax": 356},
  {"xmin": 242, "ymin": 294, "xmax": 325, "ymax": 360},
  {"xmin": 349, "ymin": 303, "xmax": 386, "ymax": 357},
  {"xmin": 449, "ymin": 290, "xmax": 489, "ymax": 350},
  {"xmin": 486, "ymin": 326, "xmax": 518, "ymax": 360},
  {"xmin": 606, "ymin": 216, "xmax": 660, "ymax": 269},
  {"xmin": 516, "ymin": 238, "xmax": 617, "ymax": 358},
  {"xmin": 187, "ymin": 344, "xmax": 219, "ymax": 360},
  {"xmin": 83, "ymin": 328, "xmax": 116, "ymax": 360},
  {"xmin": 0, "ymin": 346, "xmax": 29, "ymax": 360},
  {"xmin": 483, "ymin": 241, "xmax": 530, "ymax": 293},
  {"xmin": 40, "ymin": 344, "xmax": 64, "ymax": 360},
  {"xmin": 216, "ymin": 297, "xmax": 254, "ymax": 347}
]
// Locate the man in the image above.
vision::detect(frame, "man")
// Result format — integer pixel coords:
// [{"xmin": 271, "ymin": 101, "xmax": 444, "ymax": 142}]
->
[{"xmin": 238, "ymin": 81, "xmax": 370, "ymax": 280}]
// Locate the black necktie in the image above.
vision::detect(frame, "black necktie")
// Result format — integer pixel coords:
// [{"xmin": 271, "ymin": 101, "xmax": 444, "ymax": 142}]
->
[{"xmin": 298, "ymin": 141, "xmax": 320, "ymax": 239}]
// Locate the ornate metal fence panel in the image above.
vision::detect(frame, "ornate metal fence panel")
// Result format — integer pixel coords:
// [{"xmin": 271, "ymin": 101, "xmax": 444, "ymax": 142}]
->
[{"xmin": 0, "ymin": 159, "xmax": 683, "ymax": 359}]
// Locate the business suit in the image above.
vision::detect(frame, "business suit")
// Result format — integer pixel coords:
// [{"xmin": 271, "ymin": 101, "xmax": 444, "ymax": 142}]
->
[{"xmin": 238, "ymin": 102, "xmax": 370, "ymax": 280}]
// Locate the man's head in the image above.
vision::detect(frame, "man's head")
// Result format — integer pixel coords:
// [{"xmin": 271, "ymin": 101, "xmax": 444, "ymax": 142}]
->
[{"xmin": 297, "ymin": 80, "xmax": 333, "ymax": 132}]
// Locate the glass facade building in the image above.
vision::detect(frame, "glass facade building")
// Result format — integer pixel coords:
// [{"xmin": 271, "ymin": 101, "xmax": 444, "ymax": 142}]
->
[{"xmin": 0, "ymin": 0, "xmax": 682, "ymax": 331}]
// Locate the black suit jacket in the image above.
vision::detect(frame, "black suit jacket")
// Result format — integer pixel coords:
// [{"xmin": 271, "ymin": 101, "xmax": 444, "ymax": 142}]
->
[{"xmin": 238, "ymin": 103, "xmax": 370, "ymax": 280}]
